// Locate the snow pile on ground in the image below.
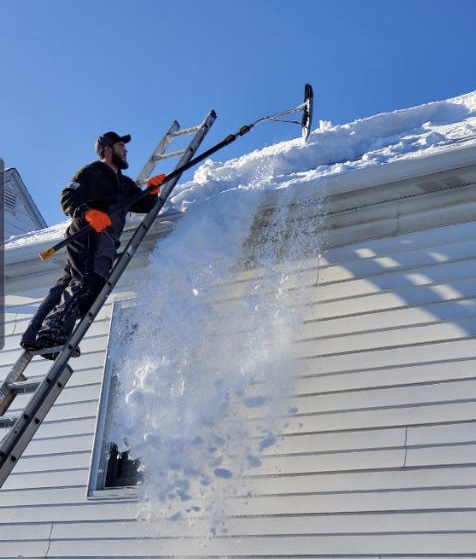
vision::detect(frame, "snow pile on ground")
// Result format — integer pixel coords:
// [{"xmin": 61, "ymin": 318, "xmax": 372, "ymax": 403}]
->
[{"xmin": 103, "ymin": 90, "xmax": 476, "ymax": 534}]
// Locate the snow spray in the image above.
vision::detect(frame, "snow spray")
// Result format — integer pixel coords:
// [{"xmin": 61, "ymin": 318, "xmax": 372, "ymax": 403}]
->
[{"xmin": 107, "ymin": 163, "xmax": 322, "ymax": 536}]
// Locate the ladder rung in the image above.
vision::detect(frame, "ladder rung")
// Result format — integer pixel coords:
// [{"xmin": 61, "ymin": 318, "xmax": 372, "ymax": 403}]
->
[
  {"xmin": 7, "ymin": 380, "xmax": 41, "ymax": 395},
  {"xmin": 0, "ymin": 415, "xmax": 19, "ymax": 429},
  {"xmin": 170, "ymin": 125, "xmax": 201, "ymax": 137},
  {"xmin": 153, "ymin": 148, "xmax": 187, "ymax": 162},
  {"xmin": 29, "ymin": 346, "xmax": 80, "ymax": 358},
  {"xmin": 29, "ymin": 346, "xmax": 64, "ymax": 356}
]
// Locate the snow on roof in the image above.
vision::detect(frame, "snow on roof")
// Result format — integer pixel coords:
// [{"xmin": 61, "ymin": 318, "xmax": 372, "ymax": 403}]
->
[{"xmin": 6, "ymin": 89, "xmax": 476, "ymax": 253}]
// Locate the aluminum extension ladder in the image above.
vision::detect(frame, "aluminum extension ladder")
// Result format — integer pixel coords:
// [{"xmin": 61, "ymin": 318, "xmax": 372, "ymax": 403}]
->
[{"xmin": 0, "ymin": 110, "xmax": 217, "ymax": 488}]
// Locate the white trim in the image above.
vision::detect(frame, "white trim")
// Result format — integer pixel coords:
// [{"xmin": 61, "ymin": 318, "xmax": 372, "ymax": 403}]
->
[{"xmin": 87, "ymin": 298, "xmax": 140, "ymax": 500}]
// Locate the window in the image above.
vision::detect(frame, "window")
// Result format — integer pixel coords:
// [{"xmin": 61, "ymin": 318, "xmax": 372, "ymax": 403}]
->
[
  {"xmin": 88, "ymin": 299, "xmax": 141, "ymax": 499},
  {"xmin": 105, "ymin": 443, "xmax": 142, "ymax": 488}
]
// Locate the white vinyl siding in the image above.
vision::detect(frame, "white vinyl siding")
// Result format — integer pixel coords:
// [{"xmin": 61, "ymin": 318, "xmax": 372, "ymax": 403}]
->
[{"xmin": 1, "ymin": 157, "xmax": 476, "ymax": 557}]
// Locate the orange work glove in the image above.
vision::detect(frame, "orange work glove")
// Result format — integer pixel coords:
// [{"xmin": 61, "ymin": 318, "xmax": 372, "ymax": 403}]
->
[
  {"xmin": 147, "ymin": 173, "xmax": 167, "ymax": 195},
  {"xmin": 84, "ymin": 209, "xmax": 112, "ymax": 233}
]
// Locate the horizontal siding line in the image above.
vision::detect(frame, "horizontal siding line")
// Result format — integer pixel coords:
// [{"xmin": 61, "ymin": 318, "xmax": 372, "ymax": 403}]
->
[
  {"xmin": 8, "ymin": 481, "xmax": 476, "ymax": 501},
  {"xmin": 229, "ymin": 506, "xmax": 476, "ymax": 517},
  {"xmin": 296, "ymin": 319, "xmax": 476, "ymax": 345},
  {"xmin": 0, "ymin": 523, "xmax": 53, "ymax": 529},
  {"xmin": 40, "ymin": 414, "xmax": 97, "ymax": 426},
  {"xmin": 5, "ymin": 554, "xmax": 476, "ymax": 559},
  {"xmin": 287, "ymin": 397, "xmax": 476, "ymax": 417},
  {"xmin": 19, "ymin": 449, "xmax": 90, "ymax": 461},
  {"xmin": 0, "ymin": 350, "xmax": 107, "ymax": 364},
  {"xmin": 0, "ymin": 364, "xmax": 103, "ymax": 376},
  {"xmin": 4, "ymin": 297, "xmax": 114, "ymax": 309},
  {"xmin": 4, "ymin": 505, "xmax": 476, "ymax": 522},
  {"xmin": 205, "ymin": 272, "xmax": 473, "ymax": 309},
  {"xmin": 222, "ymin": 251, "xmax": 476, "ymax": 298},
  {"xmin": 299, "ymin": 335, "xmax": 476, "ymax": 360},
  {"xmin": 48, "ymin": 530, "xmax": 476, "ymax": 540},
  {"xmin": 0, "ymin": 484, "xmax": 86, "ymax": 495},
  {"xmin": 29, "ymin": 431, "xmax": 94, "ymax": 443},
  {"xmin": 215, "ymin": 298, "xmax": 476, "ymax": 340},
  {"xmin": 33, "ymin": 506, "xmax": 476, "ymax": 519},
  {"xmin": 60, "ymin": 381, "xmax": 101, "ymax": 394},
  {"xmin": 9, "ymin": 397, "xmax": 98, "ymax": 415},
  {"xmin": 3, "ymin": 319, "xmax": 110, "ymax": 342},
  {"xmin": 299, "ymin": 356, "xmax": 476, "ymax": 380},
  {"xmin": 321, "ymin": 232, "xmax": 476, "ymax": 268},
  {"xmin": 306, "ymin": 274, "xmax": 476, "ymax": 305},
  {"xmin": 32, "ymin": 507, "xmax": 476, "ymax": 523},
  {"xmin": 245, "ymin": 463, "xmax": 476, "ymax": 479},
  {"xmin": 280, "ymin": 419, "xmax": 476, "ymax": 439},
  {"xmin": 242, "ymin": 484, "xmax": 476, "ymax": 499},
  {"xmin": 11, "ymin": 463, "xmax": 476, "ymax": 490},
  {"xmin": 0, "ymin": 351, "xmax": 106, "ymax": 370},
  {"xmin": 7, "ymin": 370, "xmax": 103, "ymax": 386},
  {"xmin": 247, "ymin": 467, "xmax": 476, "ymax": 481},
  {"xmin": 300, "ymin": 285, "xmax": 460, "ymax": 311},
  {"xmin": 0, "ymin": 500, "xmax": 136, "ymax": 511},
  {"xmin": 225, "ymin": 226, "xmax": 476, "ymax": 287},
  {"xmin": 0, "ymin": 349, "xmax": 106, "ymax": 369},
  {"xmin": 315, "ymin": 253, "xmax": 476, "ymax": 288},
  {"xmin": 294, "ymin": 375, "xmax": 476, "ymax": 398},
  {"xmin": 278, "ymin": 415, "xmax": 476, "ymax": 437},
  {"xmin": 14, "ymin": 526, "xmax": 476, "ymax": 538},
  {"xmin": 3, "ymin": 329, "xmax": 109, "ymax": 344},
  {"xmin": 3, "ymin": 313, "xmax": 111, "ymax": 330},
  {"xmin": 261, "ymin": 442, "xmax": 476, "ymax": 461},
  {"xmin": 218, "ymin": 256, "xmax": 475, "ymax": 300},
  {"xmin": 9, "ymin": 466, "xmax": 89, "ymax": 478},
  {"xmin": 302, "ymin": 295, "xmax": 476, "ymax": 325},
  {"xmin": 278, "ymin": 419, "xmax": 476, "ymax": 439},
  {"xmin": 299, "ymin": 295, "xmax": 475, "ymax": 325},
  {"xmin": 21, "ymin": 530, "xmax": 476, "ymax": 542}
]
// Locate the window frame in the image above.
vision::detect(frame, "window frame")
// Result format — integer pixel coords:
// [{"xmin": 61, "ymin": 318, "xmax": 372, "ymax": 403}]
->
[{"xmin": 87, "ymin": 298, "xmax": 141, "ymax": 500}]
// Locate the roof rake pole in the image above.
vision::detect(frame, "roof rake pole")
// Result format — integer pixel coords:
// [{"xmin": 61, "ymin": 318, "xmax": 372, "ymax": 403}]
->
[{"xmin": 39, "ymin": 84, "xmax": 314, "ymax": 261}]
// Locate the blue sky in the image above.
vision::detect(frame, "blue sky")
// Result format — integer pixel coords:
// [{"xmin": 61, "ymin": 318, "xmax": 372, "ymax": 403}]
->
[{"xmin": 2, "ymin": 0, "xmax": 476, "ymax": 225}]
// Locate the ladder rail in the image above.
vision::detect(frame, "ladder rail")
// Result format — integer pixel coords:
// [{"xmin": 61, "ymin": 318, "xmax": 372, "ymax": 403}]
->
[{"xmin": 0, "ymin": 110, "xmax": 217, "ymax": 488}]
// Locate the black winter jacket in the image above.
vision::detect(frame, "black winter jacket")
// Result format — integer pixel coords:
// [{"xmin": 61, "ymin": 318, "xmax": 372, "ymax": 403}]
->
[
  {"xmin": 60, "ymin": 161, "xmax": 157, "ymax": 279},
  {"xmin": 61, "ymin": 160, "xmax": 156, "ymax": 220}
]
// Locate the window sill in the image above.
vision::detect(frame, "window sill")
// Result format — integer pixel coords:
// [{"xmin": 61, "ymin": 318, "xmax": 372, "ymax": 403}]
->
[{"xmin": 88, "ymin": 485, "xmax": 139, "ymax": 501}]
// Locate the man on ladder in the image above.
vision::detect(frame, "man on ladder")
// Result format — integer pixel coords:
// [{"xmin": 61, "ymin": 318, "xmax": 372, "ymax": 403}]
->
[{"xmin": 20, "ymin": 131, "xmax": 166, "ymax": 358}]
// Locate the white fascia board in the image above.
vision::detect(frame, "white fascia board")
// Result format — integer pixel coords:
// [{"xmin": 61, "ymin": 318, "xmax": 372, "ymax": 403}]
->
[{"xmin": 291, "ymin": 143, "xmax": 476, "ymax": 204}]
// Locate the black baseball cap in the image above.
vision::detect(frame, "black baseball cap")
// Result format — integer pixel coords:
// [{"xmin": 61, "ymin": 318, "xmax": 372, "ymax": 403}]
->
[{"xmin": 95, "ymin": 131, "xmax": 131, "ymax": 154}]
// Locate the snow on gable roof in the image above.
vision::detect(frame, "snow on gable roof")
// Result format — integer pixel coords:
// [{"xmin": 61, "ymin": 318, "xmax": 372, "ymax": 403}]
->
[{"xmin": 5, "ymin": 89, "xmax": 476, "ymax": 255}]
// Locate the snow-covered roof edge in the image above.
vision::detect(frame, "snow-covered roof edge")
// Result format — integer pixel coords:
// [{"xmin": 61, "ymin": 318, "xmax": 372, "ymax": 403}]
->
[
  {"xmin": 5, "ymin": 141, "xmax": 476, "ymax": 266},
  {"xmin": 5, "ymin": 89, "xmax": 476, "ymax": 260}
]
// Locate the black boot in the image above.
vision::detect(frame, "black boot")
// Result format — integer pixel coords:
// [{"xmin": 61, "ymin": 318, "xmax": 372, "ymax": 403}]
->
[
  {"xmin": 36, "ymin": 312, "xmax": 79, "ymax": 360},
  {"xmin": 20, "ymin": 267, "xmax": 72, "ymax": 352}
]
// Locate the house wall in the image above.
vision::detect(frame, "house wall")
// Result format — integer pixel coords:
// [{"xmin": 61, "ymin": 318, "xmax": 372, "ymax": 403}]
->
[
  {"xmin": 4, "ymin": 168, "xmax": 48, "ymax": 239},
  {"xmin": 1, "ymin": 155, "xmax": 476, "ymax": 558}
]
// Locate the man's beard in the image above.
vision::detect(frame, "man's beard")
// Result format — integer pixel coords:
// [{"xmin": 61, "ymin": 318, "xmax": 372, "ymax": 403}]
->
[{"xmin": 112, "ymin": 152, "xmax": 129, "ymax": 170}]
